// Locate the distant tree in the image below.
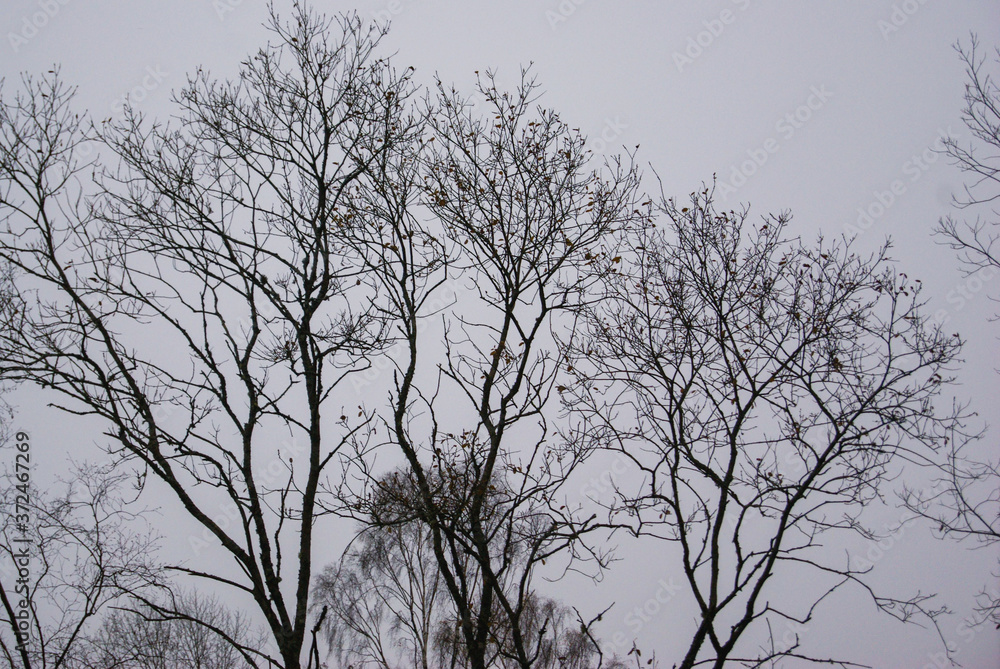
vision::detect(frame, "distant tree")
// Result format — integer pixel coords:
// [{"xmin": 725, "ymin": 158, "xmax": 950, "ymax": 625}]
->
[
  {"xmin": 78, "ymin": 589, "xmax": 267, "ymax": 669},
  {"xmin": 934, "ymin": 35, "xmax": 1000, "ymax": 307},
  {"xmin": 427, "ymin": 592, "xmax": 613, "ymax": 669},
  {"xmin": 900, "ymin": 34, "xmax": 1000, "ymax": 633},
  {"xmin": 562, "ymin": 188, "xmax": 964, "ymax": 667},
  {"xmin": 0, "ymin": 463, "xmax": 161, "ymax": 669},
  {"xmin": 313, "ymin": 509, "xmax": 447, "ymax": 669},
  {"xmin": 315, "ymin": 471, "xmax": 615, "ymax": 669}
]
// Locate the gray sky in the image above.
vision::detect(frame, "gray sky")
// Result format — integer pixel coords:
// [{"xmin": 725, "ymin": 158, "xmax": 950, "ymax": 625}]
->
[{"xmin": 3, "ymin": 1, "xmax": 1000, "ymax": 666}]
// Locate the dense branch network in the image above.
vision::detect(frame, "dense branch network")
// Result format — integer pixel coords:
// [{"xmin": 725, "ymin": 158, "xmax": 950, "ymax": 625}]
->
[{"xmin": 0, "ymin": 5, "xmax": 976, "ymax": 669}]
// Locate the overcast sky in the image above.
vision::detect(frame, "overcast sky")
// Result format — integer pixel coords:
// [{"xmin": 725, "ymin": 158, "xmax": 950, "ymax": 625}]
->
[{"xmin": 3, "ymin": 1, "xmax": 1000, "ymax": 667}]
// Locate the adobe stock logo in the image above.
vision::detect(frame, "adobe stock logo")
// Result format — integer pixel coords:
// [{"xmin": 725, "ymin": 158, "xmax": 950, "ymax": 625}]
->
[
  {"xmin": 717, "ymin": 85, "xmax": 834, "ymax": 201},
  {"xmin": 878, "ymin": 0, "xmax": 933, "ymax": 41},
  {"xmin": 931, "ymin": 266, "xmax": 996, "ymax": 328},
  {"xmin": 371, "ymin": 0, "xmax": 420, "ymax": 24},
  {"xmin": 672, "ymin": 0, "xmax": 753, "ymax": 73},
  {"xmin": 603, "ymin": 576, "xmax": 682, "ymax": 656},
  {"xmin": 110, "ymin": 66, "xmax": 169, "ymax": 117},
  {"xmin": 589, "ymin": 117, "xmax": 628, "ymax": 156},
  {"xmin": 545, "ymin": 0, "xmax": 589, "ymax": 31},
  {"xmin": 212, "ymin": 0, "xmax": 245, "ymax": 21},
  {"xmin": 76, "ymin": 65, "xmax": 170, "ymax": 162},
  {"xmin": 844, "ymin": 126, "xmax": 958, "ymax": 237},
  {"xmin": 7, "ymin": 0, "xmax": 73, "ymax": 53}
]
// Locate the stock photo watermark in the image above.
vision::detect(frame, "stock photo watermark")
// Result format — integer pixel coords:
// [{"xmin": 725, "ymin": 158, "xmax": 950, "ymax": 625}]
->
[
  {"xmin": 928, "ymin": 582, "xmax": 1000, "ymax": 668},
  {"xmin": 7, "ymin": 431, "xmax": 33, "ymax": 652},
  {"xmin": 372, "ymin": 0, "xmax": 417, "ymax": 25},
  {"xmin": 600, "ymin": 575, "xmax": 682, "ymax": 658},
  {"xmin": 187, "ymin": 436, "xmax": 308, "ymax": 557},
  {"xmin": 7, "ymin": 0, "xmax": 72, "ymax": 53},
  {"xmin": 75, "ymin": 65, "xmax": 170, "ymax": 162},
  {"xmin": 878, "ymin": 0, "xmax": 934, "ymax": 41},
  {"xmin": 212, "ymin": 0, "xmax": 245, "ymax": 21},
  {"xmin": 920, "ymin": 581, "xmax": 1000, "ymax": 669},
  {"xmin": 545, "ymin": 0, "xmax": 590, "ymax": 30},
  {"xmin": 930, "ymin": 265, "xmax": 996, "ymax": 327},
  {"xmin": 110, "ymin": 65, "xmax": 170, "ymax": 118},
  {"xmin": 844, "ymin": 125, "xmax": 958, "ymax": 237},
  {"xmin": 672, "ymin": 0, "xmax": 753, "ymax": 73},
  {"xmin": 349, "ymin": 276, "xmax": 468, "ymax": 395},
  {"xmin": 716, "ymin": 84, "xmax": 834, "ymax": 201},
  {"xmin": 849, "ymin": 516, "xmax": 921, "ymax": 572},
  {"xmin": 589, "ymin": 117, "xmax": 628, "ymax": 156}
]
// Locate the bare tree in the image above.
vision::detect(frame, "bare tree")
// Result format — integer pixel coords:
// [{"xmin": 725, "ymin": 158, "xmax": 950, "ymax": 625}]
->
[
  {"xmin": 900, "ymin": 433, "xmax": 1000, "ymax": 631},
  {"xmin": 313, "ymin": 508, "xmax": 446, "ymax": 669},
  {"xmin": 934, "ymin": 34, "xmax": 1000, "ymax": 304},
  {"xmin": 0, "ymin": 4, "xmax": 640, "ymax": 665},
  {"xmin": 0, "ymin": 4, "xmax": 418, "ymax": 667},
  {"xmin": 900, "ymin": 34, "xmax": 1000, "ymax": 633},
  {"xmin": 77, "ymin": 588, "xmax": 268, "ymax": 669},
  {"xmin": 0, "ymin": 462, "xmax": 161, "ymax": 669},
  {"xmin": 562, "ymin": 188, "xmax": 964, "ymax": 667},
  {"xmin": 346, "ymin": 66, "xmax": 644, "ymax": 669},
  {"xmin": 8, "ymin": 3, "xmax": 967, "ymax": 667},
  {"xmin": 318, "ymin": 467, "xmax": 619, "ymax": 669},
  {"xmin": 0, "ymin": 4, "xmax": 630, "ymax": 666}
]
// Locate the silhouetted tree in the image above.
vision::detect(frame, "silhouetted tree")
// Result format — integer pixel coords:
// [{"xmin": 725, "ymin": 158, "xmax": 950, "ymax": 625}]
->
[
  {"xmin": 315, "ymin": 470, "xmax": 615, "ymax": 669},
  {"xmin": 78, "ymin": 589, "xmax": 267, "ymax": 669},
  {"xmin": 902, "ymin": 34, "xmax": 1000, "ymax": 633},
  {"xmin": 562, "ymin": 187, "xmax": 964, "ymax": 667},
  {"xmin": 0, "ymin": 463, "xmax": 161, "ymax": 669},
  {"xmin": 353, "ymin": 67, "xmax": 643, "ymax": 669},
  {"xmin": 1, "ymin": 2, "xmax": 974, "ymax": 667},
  {"xmin": 0, "ymin": 4, "xmax": 414, "ymax": 666},
  {"xmin": 934, "ymin": 35, "xmax": 1000, "ymax": 306}
]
